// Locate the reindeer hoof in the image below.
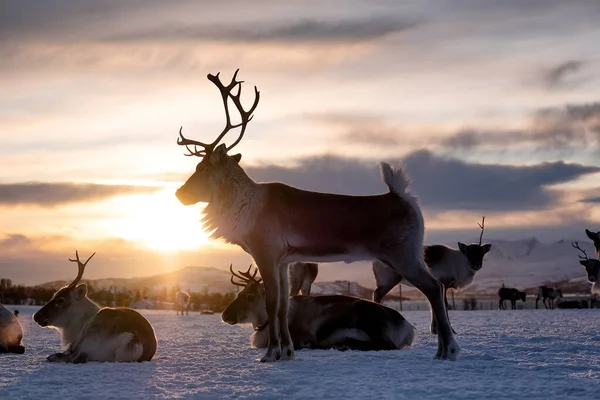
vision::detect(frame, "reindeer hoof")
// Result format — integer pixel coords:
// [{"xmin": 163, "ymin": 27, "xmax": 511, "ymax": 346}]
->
[
  {"xmin": 260, "ymin": 348, "xmax": 281, "ymax": 362},
  {"xmin": 280, "ymin": 345, "xmax": 295, "ymax": 361},
  {"xmin": 47, "ymin": 353, "xmax": 69, "ymax": 363}
]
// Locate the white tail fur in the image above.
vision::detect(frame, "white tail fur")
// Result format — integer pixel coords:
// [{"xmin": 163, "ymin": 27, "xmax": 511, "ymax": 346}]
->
[{"xmin": 380, "ymin": 162, "xmax": 410, "ymax": 197}]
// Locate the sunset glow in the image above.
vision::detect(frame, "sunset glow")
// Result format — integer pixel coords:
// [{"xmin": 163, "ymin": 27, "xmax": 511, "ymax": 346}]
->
[{"xmin": 103, "ymin": 189, "xmax": 209, "ymax": 252}]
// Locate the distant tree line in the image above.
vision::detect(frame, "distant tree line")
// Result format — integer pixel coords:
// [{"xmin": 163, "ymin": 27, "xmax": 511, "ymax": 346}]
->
[{"xmin": 0, "ymin": 279, "xmax": 237, "ymax": 312}]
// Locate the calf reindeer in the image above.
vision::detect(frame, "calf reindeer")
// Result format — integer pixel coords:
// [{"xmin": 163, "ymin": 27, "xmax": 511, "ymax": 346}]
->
[
  {"xmin": 175, "ymin": 70, "xmax": 458, "ymax": 361},
  {"xmin": 585, "ymin": 229, "xmax": 600, "ymax": 258},
  {"xmin": 373, "ymin": 217, "xmax": 491, "ymax": 331},
  {"xmin": 222, "ymin": 265, "xmax": 415, "ymax": 352},
  {"xmin": 175, "ymin": 289, "xmax": 191, "ymax": 316},
  {"xmin": 289, "ymin": 262, "xmax": 318, "ymax": 296},
  {"xmin": 498, "ymin": 286, "xmax": 526, "ymax": 310},
  {"xmin": 572, "ymin": 241, "xmax": 600, "ymax": 294},
  {"xmin": 0, "ymin": 303, "xmax": 24, "ymax": 354},
  {"xmin": 32, "ymin": 251, "xmax": 157, "ymax": 363}
]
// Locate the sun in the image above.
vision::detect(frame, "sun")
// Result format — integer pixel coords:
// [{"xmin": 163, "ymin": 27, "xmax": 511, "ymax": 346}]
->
[{"xmin": 104, "ymin": 189, "xmax": 209, "ymax": 252}]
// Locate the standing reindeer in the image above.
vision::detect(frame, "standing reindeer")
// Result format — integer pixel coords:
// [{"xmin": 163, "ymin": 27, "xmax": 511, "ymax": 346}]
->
[
  {"xmin": 222, "ymin": 265, "xmax": 415, "ymax": 351},
  {"xmin": 289, "ymin": 262, "xmax": 318, "ymax": 296},
  {"xmin": 175, "ymin": 288, "xmax": 191, "ymax": 316},
  {"xmin": 0, "ymin": 303, "xmax": 24, "ymax": 354},
  {"xmin": 535, "ymin": 286, "xmax": 563, "ymax": 309},
  {"xmin": 498, "ymin": 286, "xmax": 527, "ymax": 310},
  {"xmin": 32, "ymin": 251, "xmax": 157, "ymax": 363},
  {"xmin": 572, "ymin": 241, "xmax": 600, "ymax": 294},
  {"xmin": 372, "ymin": 217, "xmax": 491, "ymax": 332},
  {"xmin": 175, "ymin": 70, "xmax": 459, "ymax": 362}
]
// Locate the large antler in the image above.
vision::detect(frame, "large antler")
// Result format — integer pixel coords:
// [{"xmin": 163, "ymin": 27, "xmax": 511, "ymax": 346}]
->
[
  {"xmin": 229, "ymin": 264, "xmax": 262, "ymax": 287},
  {"xmin": 177, "ymin": 69, "xmax": 260, "ymax": 157},
  {"xmin": 571, "ymin": 241, "xmax": 589, "ymax": 261},
  {"xmin": 67, "ymin": 250, "xmax": 96, "ymax": 289},
  {"xmin": 477, "ymin": 216, "xmax": 486, "ymax": 245}
]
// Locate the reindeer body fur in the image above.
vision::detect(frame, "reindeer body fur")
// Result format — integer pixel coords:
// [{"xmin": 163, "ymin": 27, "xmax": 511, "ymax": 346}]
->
[
  {"xmin": 0, "ymin": 303, "xmax": 24, "ymax": 354},
  {"xmin": 250, "ymin": 295, "xmax": 415, "ymax": 351}
]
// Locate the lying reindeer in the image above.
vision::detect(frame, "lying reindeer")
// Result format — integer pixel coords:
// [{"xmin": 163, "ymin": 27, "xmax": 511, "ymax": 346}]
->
[
  {"xmin": 175, "ymin": 70, "xmax": 458, "ymax": 361},
  {"xmin": 175, "ymin": 289, "xmax": 191, "ymax": 316},
  {"xmin": 289, "ymin": 262, "xmax": 318, "ymax": 296},
  {"xmin": 0, "ymin": 303, "xmax": 24, "ymax": 354},
  {"xmin": 33, "ymin": 251, "xmax": 157, "ymax": 363},
  {"xmin": 222, "ymin": 265, "xmax": 416, "ymax": 352},
  {"xmin": 498, "ymin": 286, "xmax": 526, "ymax": 310},
  {"xmin": 572, "ymin": 241, "xmax": 600, "ymax": 294}
]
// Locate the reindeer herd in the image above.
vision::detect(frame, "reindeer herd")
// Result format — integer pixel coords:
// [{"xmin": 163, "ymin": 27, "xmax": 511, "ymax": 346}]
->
[{"xmin": 1, "ymin": 70, "xmax": 599, "ymax": 364}]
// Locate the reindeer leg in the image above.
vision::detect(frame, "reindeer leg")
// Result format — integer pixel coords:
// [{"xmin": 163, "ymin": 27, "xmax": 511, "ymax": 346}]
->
[
  {"xmin": 301, "ymin": 279, "xmax": 312, "ymax": 296},
  {"xmin": 386, "ymin": 255, "xmax": 459, "ymax": 361},
  {"xmin": 372, "ymin": 259, "xmax": 402, "ymax": 304},
  {"xmin": 255, "ymin": 256, "xmax": 282, "ymax": 362},
  {"xmin": 278, "ymin": 263, "xmax": 295, "ymax": 360}
]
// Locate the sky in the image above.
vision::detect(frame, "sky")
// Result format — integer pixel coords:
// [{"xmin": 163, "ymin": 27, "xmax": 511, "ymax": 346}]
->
[{"xmin": 1, "ymin": 0, "xmax": 600, "ymax": 285}]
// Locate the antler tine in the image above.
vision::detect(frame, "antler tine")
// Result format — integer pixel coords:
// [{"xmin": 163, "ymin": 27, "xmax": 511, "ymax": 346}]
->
[
  {"xmin": 177, "ymin": 127, "xmax": 209, "ymax": 157},
  {"xmin": 67, "ymin": 250, "xmax": 96, "ymax": 288},
  {"xmin": 229, "ymin": 263, "xmax": 252, "ymax": 287},
  {"xmin": 477, "ymin": 216, "xmax": 486, "ymax": 245},
  {"xmin": 571, "ymin": 241, "xmax": 589, "ymax": 260}
]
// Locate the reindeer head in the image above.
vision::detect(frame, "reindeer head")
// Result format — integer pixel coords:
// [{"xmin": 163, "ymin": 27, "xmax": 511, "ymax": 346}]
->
[
  {"xmin": 32, "ymin": 251, "xmax": 95, "ymax": 328},
  {"xmin": 221, "ymin": 264, "xmax": 266, "ymax": 327},
  {"xmin": 585, "ymin": 229, "xmax": 600, "ymax": 257},
  {"xmin": 572, "ymin": 241, "xmax": 600, "ymax": 283},
  {"xmin": 458, "ymin": 216, "xmax": 491, "ymax": 271},
  {"xmin": 175, "ymin": 70, "xmax": 260, "ymax": 206}
]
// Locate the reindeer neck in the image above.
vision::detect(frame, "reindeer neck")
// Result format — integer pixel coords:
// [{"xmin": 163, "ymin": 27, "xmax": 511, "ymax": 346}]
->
[
  {"xmin": 61, "ymin": 297, "xmax": 101, "ymax": 346},
  {"xmin": 202, "ymin": 168, "xmax": 262, "ymax": 243}
]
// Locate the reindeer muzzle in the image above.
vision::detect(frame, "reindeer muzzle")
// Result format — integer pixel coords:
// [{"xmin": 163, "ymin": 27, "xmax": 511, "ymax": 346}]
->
[
  {"xmin": 175, "ymin": 188, "xmax": 196, "ymax": 206},
  {"xmin": 32, "ymin": 312, "xmax": 48, "ymax": 327}
]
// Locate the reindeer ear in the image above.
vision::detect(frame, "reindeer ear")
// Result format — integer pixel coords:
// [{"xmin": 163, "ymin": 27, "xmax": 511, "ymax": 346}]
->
[
  {"xmin": 580, "ymin": 260, "xmax": 589, "ymax": 267},
  {"xmin": 458, "ymin": 242, "xmax": 467, "ymax": 253},
  {"xmin": 209, "ymin": 144, "xmax": 228, "ymax": 166},
  {"xmin": 232, "ymin": 153, "xmax": 242, "ymax": 163},
  {"xmin": 586, "ymin": 229, "xmax": 597, "ymax": 240},
  {"xmin": 74, "ymin": 283, "xmax": 87, "ymax": 300},
  {"xmin": 482, "ymin": 243, "xmax": 492, "ymax": 253}
]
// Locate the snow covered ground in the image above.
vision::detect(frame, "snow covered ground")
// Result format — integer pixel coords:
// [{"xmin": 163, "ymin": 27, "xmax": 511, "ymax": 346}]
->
[{"xmin": 1, "ymin": 306, "xmax": 599, "ymax": 399}]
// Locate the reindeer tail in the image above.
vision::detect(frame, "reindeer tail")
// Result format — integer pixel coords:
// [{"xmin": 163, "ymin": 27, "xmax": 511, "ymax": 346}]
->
[{"xmin": 380, "ymin": 162, "xmax": 411, "ymax": 197}]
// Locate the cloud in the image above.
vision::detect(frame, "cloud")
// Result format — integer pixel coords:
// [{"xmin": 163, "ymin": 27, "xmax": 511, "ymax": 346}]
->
[
  {"xmin": 0, "ymin": 182, "xmax": 160, "ymax": 207},
  {"xmin": 579, "ymin": 197, "xmax": 600, "ymax": 203},
  {"xmin": 541, "ymin": 60, "xmax": 584, "ymax": 89},
  {"xmin": 246, "ymin": 150, "xmax": 600, "ymax": 211},
  {"xmin": 439, "ymin": 102, "xmax": 600, "ymax": 151},
  {"xmin": 107, "ymin": 18, "xmax": 418, "ymax": 44}
]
